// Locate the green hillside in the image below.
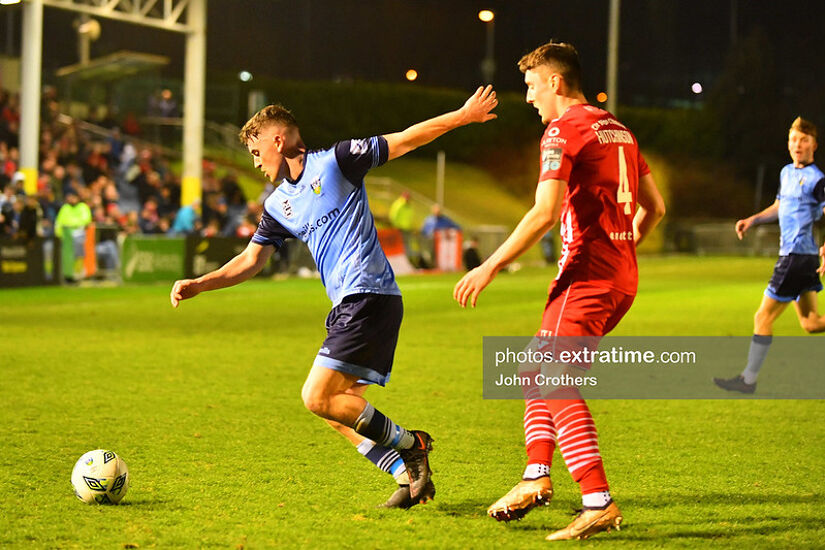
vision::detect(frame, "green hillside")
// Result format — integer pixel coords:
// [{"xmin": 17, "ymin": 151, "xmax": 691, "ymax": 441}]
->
[{"xmin": 367, "ymin": 157, "xmax": 530, "ymax": 229}]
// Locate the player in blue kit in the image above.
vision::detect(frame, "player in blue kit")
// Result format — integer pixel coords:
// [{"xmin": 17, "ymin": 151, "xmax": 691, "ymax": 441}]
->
[
  {"xmin": 170, "ymin": 86, "xmax": 498, "ymax": 507},
  {"xmin": 715, "ymin": 117, "xmax": 825, "ymax": 393}
]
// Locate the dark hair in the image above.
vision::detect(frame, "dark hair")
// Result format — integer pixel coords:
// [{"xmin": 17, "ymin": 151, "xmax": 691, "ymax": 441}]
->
[
  {"xmin": 518, "ymin": 41, "xmax": 582, "ymax": 92},
  {"xmin": 238, "ymin": 104, "xmax": 298, "ymax": 144}
]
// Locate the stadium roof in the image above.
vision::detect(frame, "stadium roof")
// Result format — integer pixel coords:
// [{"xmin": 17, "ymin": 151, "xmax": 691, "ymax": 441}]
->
[{"xmin": 55, "ymin": 50, "xmax": 169, "ymax": 82}]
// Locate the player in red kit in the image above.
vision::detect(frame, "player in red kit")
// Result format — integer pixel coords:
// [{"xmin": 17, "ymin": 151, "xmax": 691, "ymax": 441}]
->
[{"xmin": 454, "ymin": 41, "xmax": 665, "ymax": 541}]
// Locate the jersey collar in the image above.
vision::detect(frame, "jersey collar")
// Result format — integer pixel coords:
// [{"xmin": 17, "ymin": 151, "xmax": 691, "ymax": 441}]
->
[{"xmin": 283, "ymin": 151, "xmax": 308, "ymax": 185}]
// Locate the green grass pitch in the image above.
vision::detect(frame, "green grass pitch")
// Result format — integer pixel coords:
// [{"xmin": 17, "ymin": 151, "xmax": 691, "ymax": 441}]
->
[{"xmin": 1, "ymin": 256, "xmax": 823, "ymax": 548}]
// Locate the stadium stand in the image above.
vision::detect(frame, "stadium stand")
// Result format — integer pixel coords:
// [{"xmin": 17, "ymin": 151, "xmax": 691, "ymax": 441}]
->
[{"xmin": 0, "ymin": 87, "xmax": 269, "ymax": 282}]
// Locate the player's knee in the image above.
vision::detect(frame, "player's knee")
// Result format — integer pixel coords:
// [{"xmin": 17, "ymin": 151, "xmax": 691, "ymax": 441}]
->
[
  {"xmin": 753, "ymin": 309, "xmax": 764, "ymax": 324},
  {"xmin": 301, "ymin": 386, "xmax": 331, "ymax": 418},
  {"xmin": 754, "ymin": 310, "xmax": 773, "ymax": 332},
  {"xmin": 302, "ymin": 393, "xmax": 330, "ymax": 418},
  {"xmin": 800, "ymin": 317, "xmax": 825, "ymax": 334}
]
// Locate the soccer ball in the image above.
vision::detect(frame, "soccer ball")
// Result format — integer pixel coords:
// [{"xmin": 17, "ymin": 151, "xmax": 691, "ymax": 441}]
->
[{"xmin": 71, "ymin": 449, "xmax": 130, "ymax": 504}]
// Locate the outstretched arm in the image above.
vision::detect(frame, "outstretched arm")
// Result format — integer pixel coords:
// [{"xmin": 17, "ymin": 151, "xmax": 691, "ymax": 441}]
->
[
  {"xmin": 170, "ymin": 241, "xmax": 275, "ymax": 307},
  {"xmin": 383, "ymin": 85, "xmax": 497, "ymax": 161},
  {"xmin": 736, "ymin": 200, "xmax": 779, "ymax": 240},
  {"xmin": 634, "ymin": 173, "xmax": 666, "ymax": 246},
  {"xmin": 453, "ymin": 178, "xmax": 566, "ymax": 308}
]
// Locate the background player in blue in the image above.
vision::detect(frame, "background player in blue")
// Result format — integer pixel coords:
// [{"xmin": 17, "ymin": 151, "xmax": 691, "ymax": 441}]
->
[
  {"xmin": 170, "ymin": 86, "xmax": 498, "ymax": 507},
  {"xmin": 715, "ymin": 117, "xmax": 825, "ymax": 393}
]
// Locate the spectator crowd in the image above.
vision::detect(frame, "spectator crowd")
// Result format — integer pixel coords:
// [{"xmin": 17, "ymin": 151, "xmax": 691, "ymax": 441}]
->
[{"xmin": 0, "ymin": 87, "xmax": 264, "ymax": 279}]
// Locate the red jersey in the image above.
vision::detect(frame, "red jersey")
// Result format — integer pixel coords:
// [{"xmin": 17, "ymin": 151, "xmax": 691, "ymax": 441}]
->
[{"xmin": 539, "ymin": 104, "xmax": 650, "ymax": 295}]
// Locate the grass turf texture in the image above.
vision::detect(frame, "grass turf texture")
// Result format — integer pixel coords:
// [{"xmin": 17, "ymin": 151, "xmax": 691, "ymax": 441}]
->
[{"xmin": 1, "ymin": 256, "xmax": 823, "ymax": 549}]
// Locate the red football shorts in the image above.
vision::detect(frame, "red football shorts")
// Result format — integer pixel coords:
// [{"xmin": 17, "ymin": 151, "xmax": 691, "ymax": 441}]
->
[{"xmin": 539, "ymin": 281, "xmax": 635, "ymax": 337}]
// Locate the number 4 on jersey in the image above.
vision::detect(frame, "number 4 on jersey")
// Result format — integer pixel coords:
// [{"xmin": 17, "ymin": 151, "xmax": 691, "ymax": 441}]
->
[{"xmin": 617, "ymin": 145, "xmax": 633, "ymax": 215}]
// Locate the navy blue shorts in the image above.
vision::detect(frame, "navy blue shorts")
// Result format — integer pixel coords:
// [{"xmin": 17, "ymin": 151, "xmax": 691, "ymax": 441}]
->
[
  {"xmin": 765, "ymin": 254, "xmax": 823, "ymax": 302},
  {"xmin": 313, "ymin": 293, "xmax": 403, "ymax": 386}
]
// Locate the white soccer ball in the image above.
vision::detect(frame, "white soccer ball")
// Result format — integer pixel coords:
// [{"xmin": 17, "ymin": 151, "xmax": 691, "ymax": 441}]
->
[{"xmin": 71, "ymin": 449, "xmax": 130, "ymax": 504}]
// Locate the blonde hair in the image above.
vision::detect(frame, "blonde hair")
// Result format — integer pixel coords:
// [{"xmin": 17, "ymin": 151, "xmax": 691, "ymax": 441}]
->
[
  {"xmin": 790, "ymin": 116, "xmax": 817, "ymax": 140},
  {"xmin": 239, "ymin": 104, "xmax": 298, "ymax": 144}
]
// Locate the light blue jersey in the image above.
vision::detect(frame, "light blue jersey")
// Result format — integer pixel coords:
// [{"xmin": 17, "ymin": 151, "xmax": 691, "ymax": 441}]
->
[
  {"xmin": 776, "ymin": 162, "xmax": 825, "ymax": 255},
  {"xmin": 251, "ymin": 136, "xmax": 400, "ymax": 306}
]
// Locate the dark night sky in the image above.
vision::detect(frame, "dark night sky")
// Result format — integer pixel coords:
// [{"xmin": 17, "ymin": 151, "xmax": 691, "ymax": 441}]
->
[{"xmin": 16, "ymin": 0, "xmax": 825, "ymax": 107}]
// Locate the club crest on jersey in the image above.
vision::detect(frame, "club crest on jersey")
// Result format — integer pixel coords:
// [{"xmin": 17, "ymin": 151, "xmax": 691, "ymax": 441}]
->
[
  {"xmin": 281, "ymin": 198, "xmax": 293, "ymax": 219},
  {"xmin": 542, "ymin": 147, "xmax": 563, "ymax": 173},
  {"xmin": 311, "ymin": 177, "xmax": 322, "ymax": 195}
]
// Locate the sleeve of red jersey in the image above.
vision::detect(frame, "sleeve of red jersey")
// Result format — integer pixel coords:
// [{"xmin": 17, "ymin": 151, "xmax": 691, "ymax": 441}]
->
[
  {"xmin": 538, "ymin": 121, "xmax": 583, "ymax": 183},
  {"xmin": 637, "ymin": 150, "xmax": 652, "ymax": 177}
]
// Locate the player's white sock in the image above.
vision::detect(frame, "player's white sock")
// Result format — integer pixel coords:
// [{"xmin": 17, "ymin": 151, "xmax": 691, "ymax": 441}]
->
[
  {"xmin": 742, "ymin": 334, "xmax": 772, "ymax": 384},
  {"xmin": 394, "ymin": 470, "xmax": 410, "ymax": 485},
  {"xmin": 356, "ymin": 439, "xmax": 406, "ymax": 478},
  {"xmin": 523, "ymin": 463, "xmax": 551, "ymax": 480},
  {"xmin": 582, "ymin": 491, "xmax": 612, "ymax": 509}
]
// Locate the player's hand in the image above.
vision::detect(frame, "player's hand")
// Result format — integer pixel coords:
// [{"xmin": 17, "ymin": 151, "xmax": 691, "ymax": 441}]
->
[
  {"xmin": 734, "ymin": 217, "xmax": 753, "ymax": 240},
  {"xmin": 170, "ymin": 279, "xmax": 201, "ymax": 308},
  {"xmin": 453, "ymin": 264, "xmax": 496, "ymax": 308},
  {"xmin": 461, "ymin": 85, "xmax": 498, "ymax": 124}
]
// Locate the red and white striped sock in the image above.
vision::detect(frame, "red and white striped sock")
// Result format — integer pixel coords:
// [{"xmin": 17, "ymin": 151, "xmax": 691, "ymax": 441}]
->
[
  {"xmin": 522, "ymin": 399, "xmax": 556, "ymax": 478},
  {"xmin": 544, "ymin": 390, "xmax": 609, "ymax": 494}
]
